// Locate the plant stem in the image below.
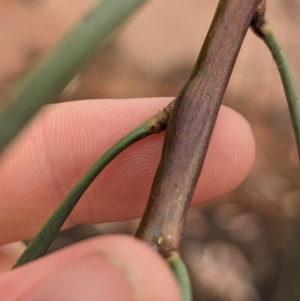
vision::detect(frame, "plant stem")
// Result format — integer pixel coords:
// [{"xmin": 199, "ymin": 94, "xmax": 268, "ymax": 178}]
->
[
  {"xmin": 0, "ymin": 0, "xmax": 147, "ymax": 153},
  {"xmin": 136, "ymin": 2, "xmax": 260, "ymax": 299},
  {"xmin": 13, "ymin": 102, "xmax": 173, "ymax": 268},
  {"xmin": 251, "ymin": 11, "xmax": 300, "ymax": 160},
  {"xmin": 251, "ymin": 4, "xmax": 300, "ymax": 300},
  {"xmin": 136, "ymin": 0, "xmax": 260, "ymax": 255}
]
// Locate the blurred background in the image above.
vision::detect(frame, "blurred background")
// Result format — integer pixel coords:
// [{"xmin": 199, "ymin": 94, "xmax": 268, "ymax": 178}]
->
[{"xmin": 1, "ymin": 0, "xmax": 300, "ymax": 300}]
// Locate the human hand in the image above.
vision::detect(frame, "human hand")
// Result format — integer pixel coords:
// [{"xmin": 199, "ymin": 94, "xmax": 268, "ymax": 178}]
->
[{"xmin": 0, "ymin": 97, "xmax": 255, "ymax": 300}]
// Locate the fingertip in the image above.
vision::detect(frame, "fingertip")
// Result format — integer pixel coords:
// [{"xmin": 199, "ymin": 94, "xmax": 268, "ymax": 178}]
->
[
  {"xmin": 1, "ymin": 235, "xmax": 181, "ymax": 301},
  {"xmin": 91, "ymin": 235, "xmax": 182, "ymax": 301},
  {"xmin": 0, "ymin": 98, "xmax": 255, "ymax": 243}
]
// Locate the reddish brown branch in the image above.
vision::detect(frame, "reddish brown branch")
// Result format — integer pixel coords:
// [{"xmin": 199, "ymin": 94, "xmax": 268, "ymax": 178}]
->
[{"xmin": 136, "ymin": 0, "xmax": 260, "ymax": 257}]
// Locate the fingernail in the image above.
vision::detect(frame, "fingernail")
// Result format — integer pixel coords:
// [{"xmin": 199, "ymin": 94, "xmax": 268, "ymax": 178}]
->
[{"xmin": 23, "ymin": 255, "xmax": 136, "ymax": 301}]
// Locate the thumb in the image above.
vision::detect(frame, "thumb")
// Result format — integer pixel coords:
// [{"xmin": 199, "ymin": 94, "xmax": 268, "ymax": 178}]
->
[{"xmin": 0, "ymin": 235, "xmax": 181, "ymax": 301}]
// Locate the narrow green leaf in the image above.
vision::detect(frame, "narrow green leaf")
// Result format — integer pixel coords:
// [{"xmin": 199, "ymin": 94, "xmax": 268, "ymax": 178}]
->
[
  {"xmin": 258, "ymin": 23, "xmax": 300, "ymax": 160},
  {"xmin": 0, "ymin": 0, "xmax": 147, "ymax": 152},
  {"xmin": 167, "ymin": 252, "xmax": 192, "ymax": 301},
  {"xmin": 13, "ymin": 124, "xmax": 148, "ymax": 268},
  {"xmin": 13, "ymin": 102, "xmax": 172, "ymax": 268}
]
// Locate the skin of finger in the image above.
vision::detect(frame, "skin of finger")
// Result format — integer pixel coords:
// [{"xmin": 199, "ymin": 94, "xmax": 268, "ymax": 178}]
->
[
  {"xmin": 0, "ymin": 242, "xmax": 26, "ymax": 273},
  {"xmin": 0, "ymin": 235, "xmax": 181, "ymax": 301},
  {"xmin": 0, "ymin": 98, "xmax": 255, "ymax": 244}
]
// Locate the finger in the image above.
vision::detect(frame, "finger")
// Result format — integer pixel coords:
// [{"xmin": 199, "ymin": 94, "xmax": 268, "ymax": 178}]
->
[
  {"xmin": 0, "ymin": 98, "xmax": 255, "ymax": 244},
  {"xmin": 0, "ymin": 235, "xmax": 181, "ymax": 301}
]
